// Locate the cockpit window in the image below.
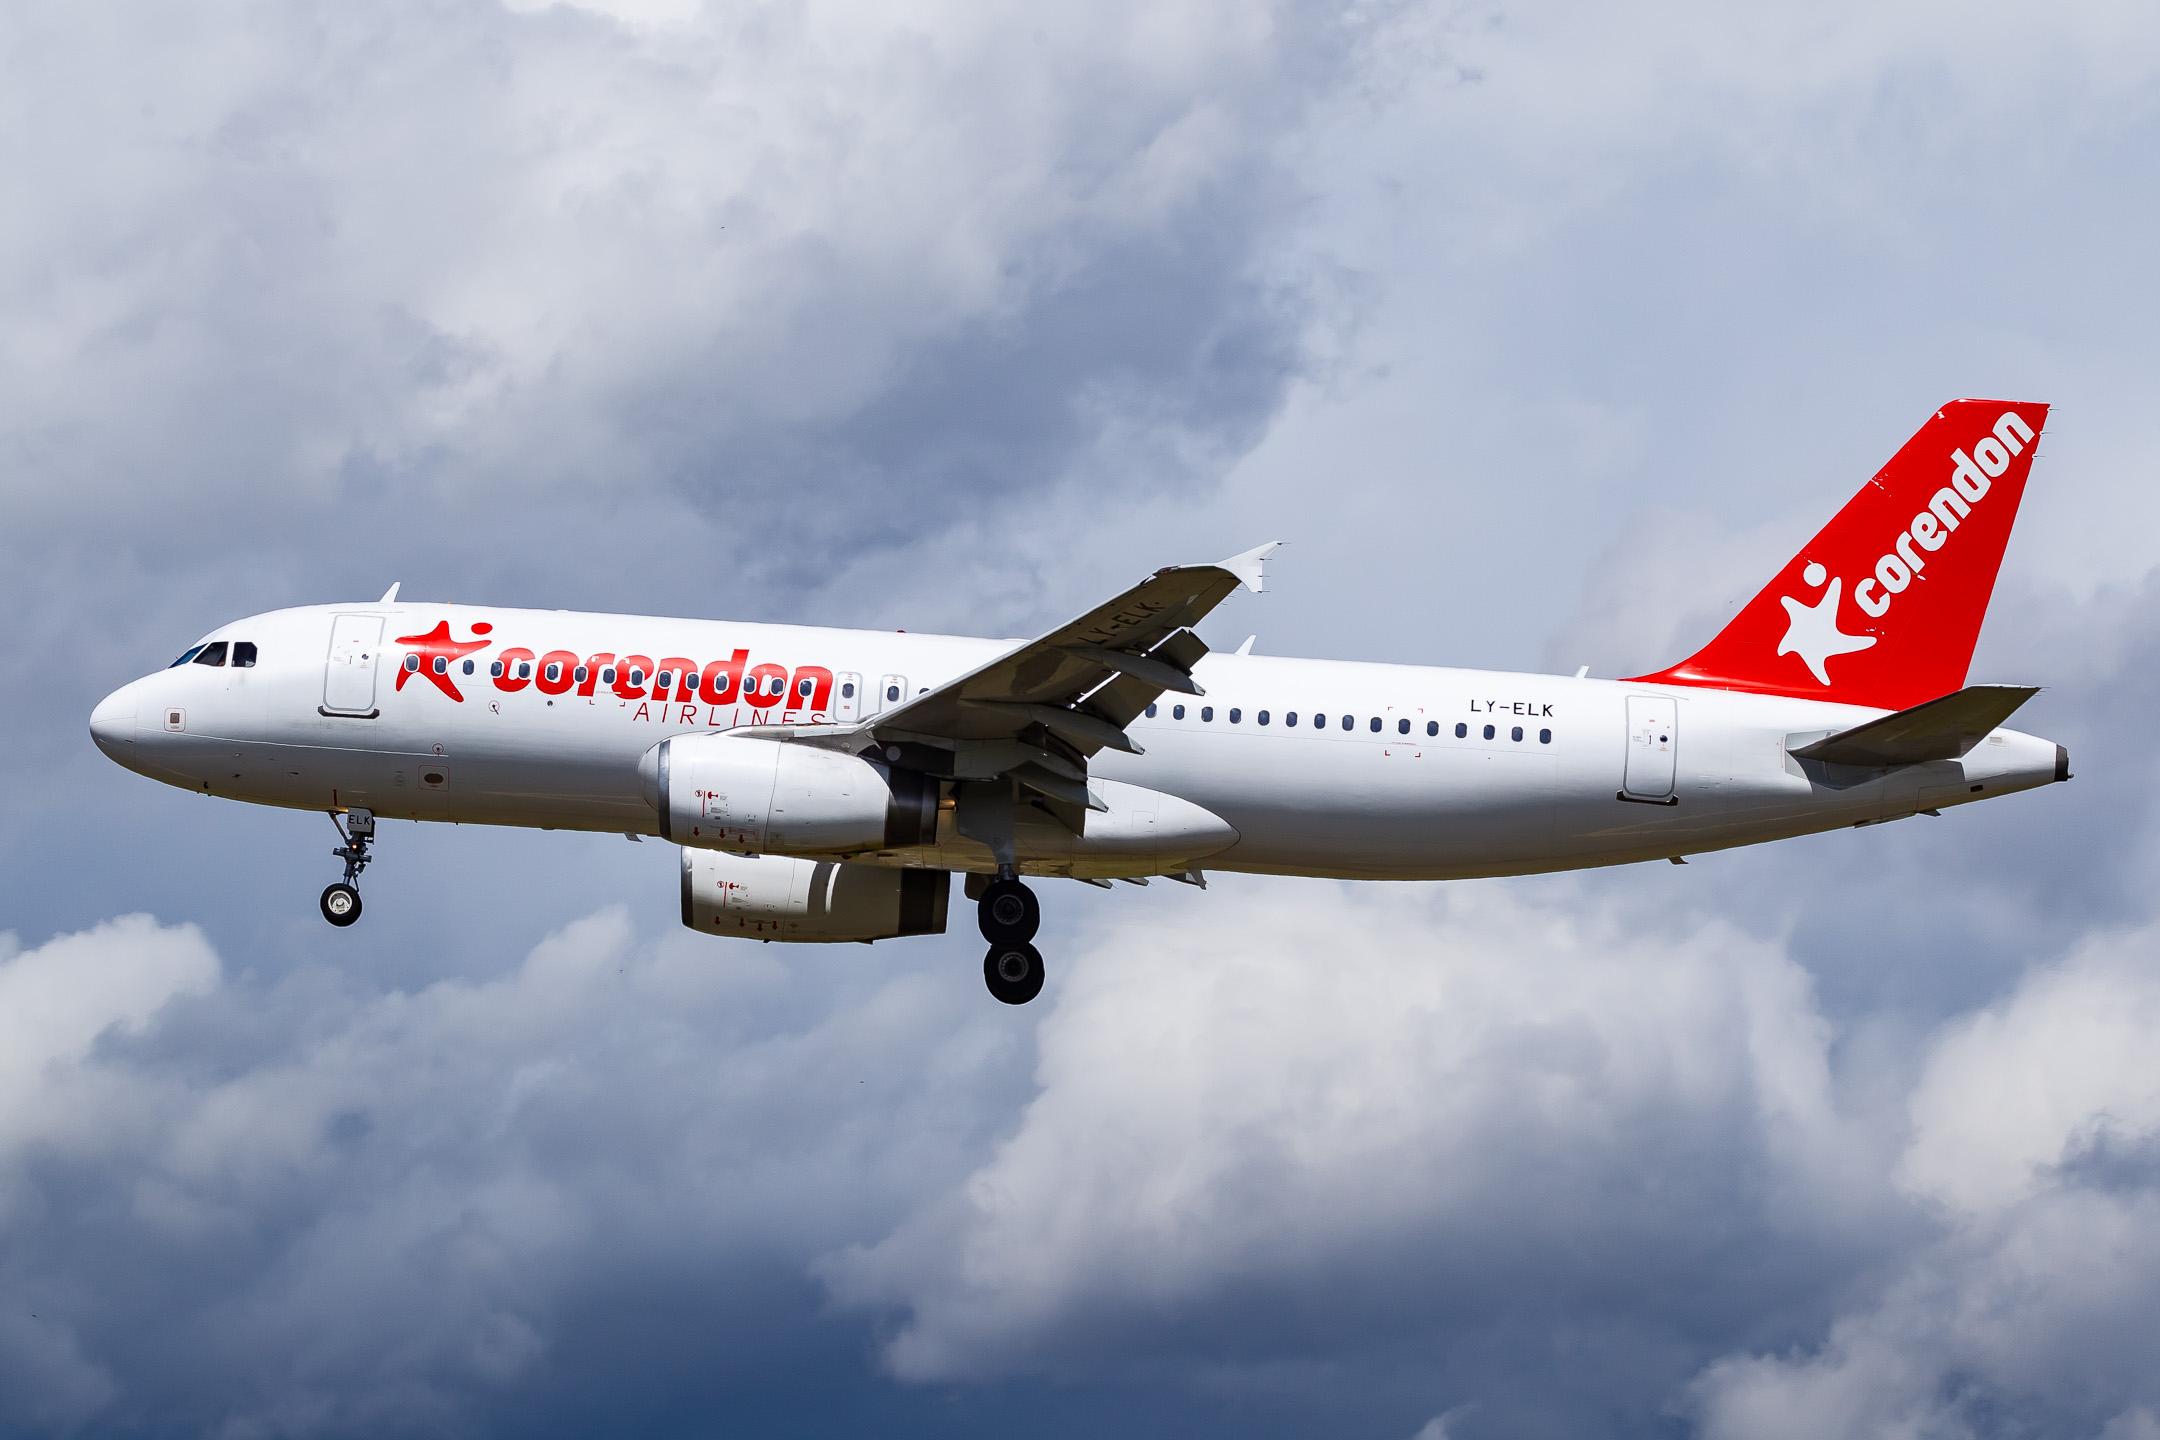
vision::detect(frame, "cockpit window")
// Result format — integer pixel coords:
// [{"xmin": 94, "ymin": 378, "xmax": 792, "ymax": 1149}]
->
[
  {"xmin": 232, "ymin": 641, "xmax": 258, "ymax": 668},
  {"xmin": 192, "ymin": 641, "xmax": 229, "ymax": 667},
  {"xmin": 169, "ymin": 645, "xmax": 206, "ymax": 668}
]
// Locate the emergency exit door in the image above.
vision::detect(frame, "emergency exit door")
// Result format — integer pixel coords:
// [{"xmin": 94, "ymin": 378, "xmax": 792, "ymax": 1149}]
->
[{"xmin": 1623, "ymin": 696, "xmax": 1677, "ymax": 800}]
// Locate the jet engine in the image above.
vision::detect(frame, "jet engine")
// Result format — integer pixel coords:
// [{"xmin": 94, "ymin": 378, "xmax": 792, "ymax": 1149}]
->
[
  {"xmin": 640, "ymin": 734, "xmax": 938, "ymax": 855},
  {"xmin": 681, "ymin": 849, "xmax": 949, "ymax": 942}
]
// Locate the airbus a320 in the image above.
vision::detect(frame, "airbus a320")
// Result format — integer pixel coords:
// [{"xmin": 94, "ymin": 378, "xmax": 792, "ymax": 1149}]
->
[{"xmin": 91, "ymin": 400, "xmax": 2068, "ymax": 1003}]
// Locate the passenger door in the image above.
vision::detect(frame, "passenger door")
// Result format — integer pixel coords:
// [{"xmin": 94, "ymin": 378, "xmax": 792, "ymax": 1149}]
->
[
  {"xmin": 323, "ymin": 614, "xmax": 386, "ymax": 716},
  {"xmin": 1623, "ymin": 696, "xmax": 1677, "ymax": 800}
]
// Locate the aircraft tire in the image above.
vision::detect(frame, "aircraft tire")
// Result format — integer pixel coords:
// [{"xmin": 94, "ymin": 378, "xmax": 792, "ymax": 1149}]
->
[
  {"xmin": 977, "ymin": 878, "xmax": 1040, "ymax": 944},
  {"xmin": 320, "ymin": 883, "xmax": 363, "ymax": 927},
  {"xmin": 984, "ymin": 942, "xmax": 1045, "ymax": 1005}
]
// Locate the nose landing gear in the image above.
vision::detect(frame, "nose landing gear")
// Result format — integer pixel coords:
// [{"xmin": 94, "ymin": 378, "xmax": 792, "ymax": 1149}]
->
[
  {"xmin": 978, "ymin": 867, "xmax": 1045, "ymax": 1004},
  {"xmin": 321, "ymin": 809, "xmax": 376, "ymax": 928}
]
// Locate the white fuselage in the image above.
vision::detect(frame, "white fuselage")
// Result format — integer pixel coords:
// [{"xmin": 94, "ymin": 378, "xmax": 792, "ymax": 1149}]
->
[{"xmin": 90, "ymin": 602, "xmax": 2065, "ymax": 881}]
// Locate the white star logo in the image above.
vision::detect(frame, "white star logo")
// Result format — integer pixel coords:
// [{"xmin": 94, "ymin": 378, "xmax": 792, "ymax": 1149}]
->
[{"xmin": 1777, "ymin": 562, "xmax": 1877, "ymax": 686}]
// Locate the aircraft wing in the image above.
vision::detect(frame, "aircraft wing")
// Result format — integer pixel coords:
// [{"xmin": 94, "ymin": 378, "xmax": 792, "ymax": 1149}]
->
[
  {"xmin": 742, "ymin": 541, "xmax": 1278, "ymax": 811},
  {"xmin": 1789, "ymin": 684, "xmax": 2039, "ymax": 768}
]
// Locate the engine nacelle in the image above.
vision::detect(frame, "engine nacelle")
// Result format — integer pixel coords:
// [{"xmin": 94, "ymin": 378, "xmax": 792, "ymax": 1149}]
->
[
  {"xmin": 681, "ymin": 849, "xmax": 949, "ymax": 942},
  {"xmin": 641, "ymin": 734, "xmax": 938, "ymax": 856}
]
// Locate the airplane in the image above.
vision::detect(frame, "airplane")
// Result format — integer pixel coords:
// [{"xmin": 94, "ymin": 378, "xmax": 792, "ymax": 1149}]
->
[{"xmin": 89, "ymin": 399, "xmax": 2067, "ymax": 1004}]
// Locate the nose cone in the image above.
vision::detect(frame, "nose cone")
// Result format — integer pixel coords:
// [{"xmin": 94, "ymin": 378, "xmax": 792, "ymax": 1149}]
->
[{"xmin": 90, "ymin": 682, "xmax": 139, "ymax": 764}]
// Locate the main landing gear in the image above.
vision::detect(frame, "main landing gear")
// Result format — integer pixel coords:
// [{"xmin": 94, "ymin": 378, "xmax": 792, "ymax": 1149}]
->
[
  {"xmin": 321, "ymin": 808, "xmax": 376, "ymax": 928},
  {"xmin": 978, "ymin": 867, "xmax": 1044, "ymax": 1005}
]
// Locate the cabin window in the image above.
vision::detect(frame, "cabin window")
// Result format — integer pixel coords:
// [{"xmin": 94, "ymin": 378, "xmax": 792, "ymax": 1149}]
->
[
  {"xmin": 1258, "ymin": 710, "xmax": 1270, "ymax": 725},
  {"xmin": 1146, "ymin": 703, "xmax": 1158, "ymax": 718},
  {"xmin": 601, "ymin": 667, "xmax": 616, "ymax": 685},
  {"xmin": 1310, "ymin": 714, "xmax": 1323, "ymax": 728},
  {"xmin": 656, "ymin": 670, "xmax": 674, "ymax": 690},
  {"xmin": 435, "ymin": 656, "xmax": 449, "ymax": 675},
  {"xmin": 1397, "ymin": 718, "xmax": 1409, "ymax": 734},
  {"xmin": 1539, "ymin": 728, "xmax": 1552, "ymax": 744},
  {"xmin": 232, "ymin": 642, "xmax": 258, "ymax": 668},
  {"xmin": 1511, "ymin": 726, "xmax": 1524, "ymax": 741},
  {"xmin": 573, "ymin": 666, "xmax": 587, "ymax": 684},
  {"xmin": 887, "ymin": 684, "xmax": 900, "ymax": 702},
  {"xmin": 842, "ymin": 682, "xmax": 855, "ymax": 699},
  {"xmin": 1455, "ymin": 723, "xmax": 1467, "ymax": 738},
  {"xmin": 1173, "ymin": 704, "xmax": 1186, "ymax": 720},
  {"xmin": 1483, "ymin": 724, "xmax": 1495, "ymax": 740},
  {"xmin": 544, "ymin": 662, "xmax": 562, "ymax": 683},
  {"xmin": 169, "ymin": 645, "xmax": 205, "ymax": 668},
  {"xmin": 464, "ymin": 660, "xmax": 476, "ymax": 675},
  {"xmin": 681, "ymin": 673, "xmax": 697, "ymax": 694},
  {"xmin": 798, "ymin": 678, "xmax": 814, "ymax": 699},
  {"xmin": 1229, "ymin": 708, "xmax": 1241, "ymax": 723},
  {"xmin": 1342, "ymin": 714, "xmax": 1355, "ymax": 731},
  {"xmin": 1427, "ymin": 721, "xmax": 1438, "ymax": 736},
  {"xmin": 490, "ymin": 661, "xmax": 504, "ymax": 678},
  {"xmin": 518, "ymin": 662, "xmax": 532, "ymax": 680},
  {"xmin": 1200, "ymin": 706, "xmax": 1213, "ymax": 722},
  {"xmin": 628, "ymin": 668, "xmax": 644, "ymax": 687},
  {"xmin": 401, "ymin": 653, "xmax": 418, "ymax": 673}
]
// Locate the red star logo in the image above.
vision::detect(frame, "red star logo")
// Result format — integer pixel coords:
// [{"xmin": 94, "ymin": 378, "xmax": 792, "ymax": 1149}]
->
[{"xmin": 394, "ymin": 621, "xmax": 494, "ymax": 702}]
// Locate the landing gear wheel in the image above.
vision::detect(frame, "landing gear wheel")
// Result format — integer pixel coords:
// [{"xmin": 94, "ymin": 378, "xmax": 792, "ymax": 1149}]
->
[
  {"xmin": 984, "ymin": 942, "xmax": 1046, "ymax": 1005},
  {"xmin": 320, "ymin": 883, "xmax": 362, "ymax": 927},
  {"xmin": 977, "ymin": 877, "xmax": 1040, "ymax": 944}
]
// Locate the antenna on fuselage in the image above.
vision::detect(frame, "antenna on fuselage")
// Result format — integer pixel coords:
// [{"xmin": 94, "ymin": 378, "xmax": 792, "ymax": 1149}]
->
[{"xmin": 379, "ymin": 582, "xmax": 401, "ymax": 603}]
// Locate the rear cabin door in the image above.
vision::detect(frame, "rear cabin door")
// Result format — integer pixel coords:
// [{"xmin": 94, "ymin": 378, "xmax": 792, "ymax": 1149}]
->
[
  {"xmin": 877, "ymin": 675, "xmax": 908, "ymax": 714},
  {"xmin": 1623, "ymin": 696, "xmax": 1678, "ymax": 800},
  {"xmin": 834, "ymin": 672, "xmax": 863, "ymax": 722},
  {"xmin": 323, "ymin": 614, "xmax": 386, "ymax": 715}
]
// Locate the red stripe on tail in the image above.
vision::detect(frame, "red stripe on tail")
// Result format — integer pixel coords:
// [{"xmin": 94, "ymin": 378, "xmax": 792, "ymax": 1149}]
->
[{"xmin": 1626, "ymin": 399, "xmax": 2047, "ymax": 711}]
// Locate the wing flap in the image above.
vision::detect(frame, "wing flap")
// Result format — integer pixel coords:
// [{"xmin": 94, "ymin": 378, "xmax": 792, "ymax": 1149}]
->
[{"xmin": 1789, "ymin": 684, "xmax": 2039, "ymax": 768}]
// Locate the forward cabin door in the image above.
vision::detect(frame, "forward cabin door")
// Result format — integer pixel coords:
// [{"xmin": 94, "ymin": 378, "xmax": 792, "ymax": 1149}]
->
[
  {"xmin": 323, "ymin": 614, "xmax": 386, "ymax": 716},
  {"xmin": 834, "ymin": 672, "xmax": 863, "ymax": 722},
  {"xmin": 876, "ymin": 675, "xmax": 908, "ymax": 714},
  {"xmin": 1623, "ymin": 696, "xmax": 1678, "ymax": 800}
]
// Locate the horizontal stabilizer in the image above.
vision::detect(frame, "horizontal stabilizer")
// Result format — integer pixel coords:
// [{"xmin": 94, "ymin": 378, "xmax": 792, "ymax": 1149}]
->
[{"xmin": 1790, "ymin": 684, "xmax": 2039, "ymax": 768}]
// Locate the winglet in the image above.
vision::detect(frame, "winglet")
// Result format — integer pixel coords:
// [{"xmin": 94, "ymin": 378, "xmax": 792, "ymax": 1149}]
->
[
  {"xmin": 379, "ymin": 582, "xmax": 401, "ymax": 603},
  {"xmin": 1218, "ymin": 541, "xmax": 1282, "ymax": 594}
]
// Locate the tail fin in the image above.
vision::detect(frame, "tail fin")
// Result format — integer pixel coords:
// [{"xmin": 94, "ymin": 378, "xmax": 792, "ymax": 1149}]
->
[{"xmin": 1626, "ymin": 399, "xmax": 2047, "ymax": 711}]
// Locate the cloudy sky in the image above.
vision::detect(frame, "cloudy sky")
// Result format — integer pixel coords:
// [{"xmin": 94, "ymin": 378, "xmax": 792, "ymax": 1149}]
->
[{"xmin": 5, "ymin": 0, "xmax": 2160, "ymax": 1435}]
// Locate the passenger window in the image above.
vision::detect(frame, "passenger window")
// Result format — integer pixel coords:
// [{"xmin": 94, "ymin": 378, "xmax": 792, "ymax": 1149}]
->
[
  {"xmin": 232, "ymin": 641, "xmax": 258, "ymax": 668},
  {"xmin": 1229, "ymin": 708, "xmax": 1241, "ymax": 723},
  {"xmin": 574, "ymin": 666, "xmax": 588, "ymax": 684},
  {"xmin": 887, "ymin": 685, "xmax": 901, "ymax": 702},
  {"xmin": 1258, "ymin": 710, "xmax": 1270, "ymax": 725},
  {"xmin": 602, "ymin": 667, "xmax": 617, "ymax": 685},
  {"xmin": 545, "ymin": 662, "xmax": 562, "ymax": 683},
  {"xmin": 1342, "ymin": 715, "xmax": 1354, "ymax": 731},
  {"xmin": 1173, "ymin": 704, "xmax": 1186, "ymax": 720},
  {"xmin": 169, "ymin": 645, "xmax": 206, "ymax": 668},
  {"xmin": 1311, "ymin": 713, "xmax": 1323, "ymax": 728},
  {"xmin": 1539, "ymin": 728, "xmax": 1552, "ymax": 744},
  {"xmin": 463, "ymin": 660, "xmax": 475, "ymax": 675},
  {"xmin": 434, "ymin": 656, "xmax": 448, "ymax": 675},
  {"xmin": 1146, "ymin": 703, "xmax": 1158, "ymax": 718},
  {"xmin": 490, "ymin": 661, "xmax": 504, "ymax": 678},
  {"xmin": 656, "ymin": 670, "xmax": 674, "ymax": 690},
  {"xmin": 628, "ymin": 668, "xmax": 644, "ymax": 686},
  {"xmin": 519, "ymin": 662, "xmax": 533, "ymax": 680},
  {"xmin": 194, "ymin": 642, "xmax": 228, "ymax": 667},
  {"xmin": 842, "ymin": 682, "xmax": 856, "ymax": 699},
  {"xmin": 1398, "ymin": 718, "xmax": 1409, "ymax": 734},
  {"xmin": 1511, "ymin": 726, "xmax": 1524, "ymax": 741},
  {"xmin": 1455, "ymin": 723, "xmax": 1467, "ymax": 738},
  {"xmin": 1426, "ymin": 721, "xmax": 1438, "ymax": 736},
  {"xmin": 1286, "ymin": 712, "xmax": 1298, "ymax": 726},
  {"xmin": 1200, "ymin": 706, "xmax": 1213, "ymax": 721},
  {"xmin": 1483, "ymin": 724, "xmax": 1495, "ymax": 740},
  {"xmin": 403, "ymin": 654, "xmax": 419, "ymax": 673},
  {"xmin": 798, "ymin": 678, "xmax": 814, "ymax": 698},
  {"xmin": 1369, "ymin": 717, "xmax": 1380, "ymax": 732}
]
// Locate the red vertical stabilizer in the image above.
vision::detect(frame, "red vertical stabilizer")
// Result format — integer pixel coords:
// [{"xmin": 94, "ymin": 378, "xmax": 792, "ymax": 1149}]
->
[{"xmin": 1626, "ymin": 399, "xmax": 2048, "ymax": 712}]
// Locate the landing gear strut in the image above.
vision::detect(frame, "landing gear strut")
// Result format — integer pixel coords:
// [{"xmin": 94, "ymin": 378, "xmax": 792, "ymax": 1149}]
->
[
  {"xmin": 978, "ymin": 866, "xmax": 1045, "ymax": 1004},
  {"xmin": 321, "ymin": 808, "xmax": 375, "ymax": 928}
]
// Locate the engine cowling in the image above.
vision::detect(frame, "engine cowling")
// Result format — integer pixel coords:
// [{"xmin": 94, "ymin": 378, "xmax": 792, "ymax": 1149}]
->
[
  {"xmin": 681, "ymin": 849, "xmax": 949, "ymax": 942},
  {"xmin": 640, "ymin": 734, "xmax": 938, "ymax": 855}
]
